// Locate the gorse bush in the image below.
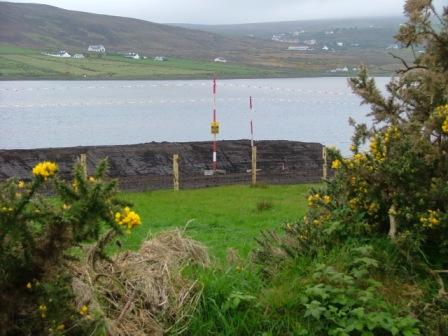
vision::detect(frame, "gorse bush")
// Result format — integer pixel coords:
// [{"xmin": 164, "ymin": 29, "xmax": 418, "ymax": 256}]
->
[
  {"xmin": 248, "ymin": 1, "xmax": 448, "ymax": 334},
  {"xmin": 0, "ymin": 160, "xmax": 141, "ymax": 334},
  {"xmin": 315, "ymin": 0, "xmax": 448, "ymax": 265}
]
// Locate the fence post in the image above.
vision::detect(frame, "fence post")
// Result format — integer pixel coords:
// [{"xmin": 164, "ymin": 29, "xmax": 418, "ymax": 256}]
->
[
  {"xmin": 79, "ymin": 153, "xmax": 87, "ymax": 178},
  {"xmin": 251, "ymin": 146, "xmax": 257, "ymax": 186},
  {"xmin": 173, "ymin": 154, "xmax": 180, "ymax": 191},
  {"xmin": 322, "ymin": 146, "xmax": 327, "ymax": 180}
]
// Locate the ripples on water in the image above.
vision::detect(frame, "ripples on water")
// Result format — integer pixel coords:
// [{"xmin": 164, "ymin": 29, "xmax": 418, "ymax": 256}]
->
[{"xmin": 0, "ymin": 78, "xmax": 389, "ymax": 154}]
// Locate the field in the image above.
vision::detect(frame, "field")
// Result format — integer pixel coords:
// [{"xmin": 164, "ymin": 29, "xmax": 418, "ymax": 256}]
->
[
  {"xmin": 0, "ymin": 45, "xmax": 287, "ymax": 80},
  {"xmin": 0, "ymin": 45, "xmax": 413, "ymax": 80},
  {"xmin": 115, "ymin": 184, "xmax": 313, "ymax": 261}
]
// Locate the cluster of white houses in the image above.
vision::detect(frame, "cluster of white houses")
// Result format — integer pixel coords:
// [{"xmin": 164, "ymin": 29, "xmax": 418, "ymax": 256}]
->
[
  {"xmin": 44, "ymin": 45, "xmax": 106, "ymax": 58},
  {"xmin": 43, "ymin": 45, "xmax": 169, "ymax": 62},
  {"xmin": 44, "ymin": 44, "xmax": 229, "ymax": 63}
]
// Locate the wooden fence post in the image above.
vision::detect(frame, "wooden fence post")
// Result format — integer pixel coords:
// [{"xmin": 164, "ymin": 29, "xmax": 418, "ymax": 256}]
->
[
  {"xmin": 173, "ymin": 154, "xmax": 180, "ymax": 191},
  {"xmin": 322, "ymin": 146, "xmax": 327, "ymax": 180},
  {"xmin": 79, "ymin": 153, "xmax": 87, "ymax": 178},
  {"xmin": 251, "ymin": 146, "xmax": 257, "ymax": 186}
]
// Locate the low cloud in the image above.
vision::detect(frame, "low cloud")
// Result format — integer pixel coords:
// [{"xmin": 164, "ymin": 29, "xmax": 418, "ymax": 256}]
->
[{"xmin": 6, "ymin": 0, "xmax": 446, "ymax": 24}]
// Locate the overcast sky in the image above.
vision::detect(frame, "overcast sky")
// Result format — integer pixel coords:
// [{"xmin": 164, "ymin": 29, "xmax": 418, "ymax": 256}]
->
[{"xmin": 6, "ymin": 0, "xmax": 447, "ymax": 24}]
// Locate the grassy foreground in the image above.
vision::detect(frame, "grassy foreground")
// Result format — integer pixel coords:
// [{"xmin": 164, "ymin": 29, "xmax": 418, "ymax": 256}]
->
[
  {"xmin": 0, "ymin": 45, "xmax": 285, "ymax": 80},
  {"xmin": 117, "ymin": 184, "xmax": 313, "ymax": 260}
]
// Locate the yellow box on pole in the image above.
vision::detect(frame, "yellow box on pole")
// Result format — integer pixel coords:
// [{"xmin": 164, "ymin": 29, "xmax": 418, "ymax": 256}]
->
[{"xmin": 211, "ymin": 121, "xmax": 220, "ymax": 134}]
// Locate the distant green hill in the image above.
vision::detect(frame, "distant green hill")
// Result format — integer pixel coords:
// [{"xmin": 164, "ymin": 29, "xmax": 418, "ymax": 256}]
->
[
  {"xmin": 0, "ymin": 1, "xmax": 281, "ymax": 63},
  {"xmin": 173, "ymin": 17, "xmax": 404, "ymax": 49},
  {"xmin": 0, "ymin": 2, "xmax": 416, "ymax": 79}
]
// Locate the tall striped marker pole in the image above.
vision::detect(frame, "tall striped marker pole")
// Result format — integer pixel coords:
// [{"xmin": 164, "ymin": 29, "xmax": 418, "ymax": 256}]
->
[
  {"xmin": 249, "ymin": 96, "xmax": 257, "ymax": 185},
  {"xmin": 249, "ymin": 96, "xmax": 254, "ymax": 148},
  {"xmin": 211, "ymin": 78, "xmax": 219, "ymax": 171}
]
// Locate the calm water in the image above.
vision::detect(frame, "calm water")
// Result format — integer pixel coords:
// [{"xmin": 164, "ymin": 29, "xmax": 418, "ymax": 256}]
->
[{"xmin": 0, "ymin": 78, "xmax": 389, "ymax": 154}]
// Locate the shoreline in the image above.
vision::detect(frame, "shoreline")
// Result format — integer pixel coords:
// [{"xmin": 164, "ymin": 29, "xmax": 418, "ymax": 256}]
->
[{"xmin": 0, "ymin": 72, "xmax": 392, "ymax": 81}]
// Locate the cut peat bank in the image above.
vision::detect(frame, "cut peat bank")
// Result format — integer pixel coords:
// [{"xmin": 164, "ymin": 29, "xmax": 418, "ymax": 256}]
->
[{"xmin": 0, "ymin": 140, "xmax": 325, "ymax": 190}]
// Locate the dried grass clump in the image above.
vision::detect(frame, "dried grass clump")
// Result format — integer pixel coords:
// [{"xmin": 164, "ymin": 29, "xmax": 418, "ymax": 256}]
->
[{"xmin": 72, "ymin": 229, "xmax": 209, "ymax": 335}]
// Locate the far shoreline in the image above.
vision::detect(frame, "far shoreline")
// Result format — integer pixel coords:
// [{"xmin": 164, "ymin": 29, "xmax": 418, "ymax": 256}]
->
[{"xmin": 0, "ymin": 72, "xmax": 392, "ymax": 81}]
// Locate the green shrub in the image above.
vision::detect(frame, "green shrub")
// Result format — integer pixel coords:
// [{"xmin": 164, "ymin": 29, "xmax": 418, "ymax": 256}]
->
[
  {"xmin": 298, "ymin": 246, "xmax": 420, "ymax": 335},
  {"xmin": 0, "ymin": 160, "xmax": 141, "ymax": 334},
  {"xmin": 319, "ymin": 0, "xmax": 448, "ymax": 265},
  {"xmin": 251, "ymin": 2, "xmax": 448, "ymax": 334}
]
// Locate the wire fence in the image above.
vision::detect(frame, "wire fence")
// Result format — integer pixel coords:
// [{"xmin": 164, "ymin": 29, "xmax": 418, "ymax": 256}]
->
[
  {"xmin": 117, "ymin": 169, "xmax": 323, "ymax": 192},
  {"xmin": 0, "ymin": 141, "xmax": 331, "ymax": 191}
]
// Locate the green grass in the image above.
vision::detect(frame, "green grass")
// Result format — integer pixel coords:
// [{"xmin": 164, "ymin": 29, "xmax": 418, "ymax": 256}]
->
[
  {"xmin": 0, "ymin": 45, "xmax": 285, "ymax": 80},
  {"xmin": 0, "ymin": 44, "xmax": 406, "ymax": 80},
  {"xmin": 115, "ymin": 184, "xmax": 313, "ymax": 261}
]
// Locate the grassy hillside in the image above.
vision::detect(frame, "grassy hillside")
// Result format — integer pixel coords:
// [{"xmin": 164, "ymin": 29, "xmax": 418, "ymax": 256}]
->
[
  {"xmin": 0, "ymin": 44, "xmax": 413, "ymax": 79},
  {"xmin": 0, "ymin": 2, "xmax": 417, "ymax": 78},
  {"xmin": 0, "ymin": 1, "xmax": 281, "ymax": 64},
  {"xmin": 0, "ymin": 45, "xmax": 290, "ymax": 79},
  {"xmin": 174, "ymin": 17, "xmax": 404, "ymax": 43}
]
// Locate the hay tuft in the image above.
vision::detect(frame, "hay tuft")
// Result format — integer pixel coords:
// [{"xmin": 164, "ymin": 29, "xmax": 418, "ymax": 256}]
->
[{"xmin": 72, "ymin": 229, "xmax": 209, "ymax": 335}]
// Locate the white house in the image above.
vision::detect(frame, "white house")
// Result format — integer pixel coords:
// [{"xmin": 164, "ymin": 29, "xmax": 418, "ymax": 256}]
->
[
  {"xmin": 336, "ymin": 42, "xmax": 344, "ymax": 47},
  {"xmin": 386, "ymin": 43, "xmax": 400, "ymax": 50},
  {"xmin": 124, "ymin": 52, "xmax": 140, "ymax": 59},
  {"xmin": 287, "ymin": 46, "xmax": 311, "ymax": 51},
  {"xmin": 304, "ymin": 39, "xmax": 317, "ymax": 45},
  {"xmin": 45, "ymin": 50, "xmax": 71, "ymax": 58},
  {"xmin": 154, "ymin": 56, "xmax": 167, "ymax": 61},
  {"xmin": 330, "ymin": 66, "xmax": 349, "ymax": 73},
  {"xmin": 322, "ymin": 46, "xmax": 329, "ymax": 51},
  {"xmin": 73, "ymin": 54, "xmax": 85, "ymax": 59},
  {"xmin": 214, "ymin": 57, "xmax": 227, "ymax": 63},
  {"xmin": 88, "ymin": 45, "xmax": 106, "ymax": 53}
]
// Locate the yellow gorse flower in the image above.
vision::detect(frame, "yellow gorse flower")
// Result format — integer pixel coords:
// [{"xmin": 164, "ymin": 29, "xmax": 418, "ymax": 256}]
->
[
  {"xmin": 115, "ymin": 207, "xmax": 142, "ymax": 230},
  {"xmin": 420, "ymin": 210, "xmax": 441, "ymax": 228},
  {"xmin": 307, "ymin": 193, "xmax": 320, "ymax": 207},
  {"xmin": 32, "ymin": 161, "xmax": 58, "ymax": 179},
  {"xmin": 353, "ymin": 153, "xmax": 366, "ymax": 165},
  {"xmin": 443, "ymin": 119, "xmax": 448, "ymax": 134},
  {"xmin": 435, "ymin": 105, "xmax": 448, "ymax": 134},
  {"xmin": 79, "ymin": 305, "xmax": 89, "ymax": 316},
  {"xmin": 72, "ymin": 180, "xmax": 79, "ymax": 192},
  {"xmin": 369, "ymin": 136, "xmax": 384, "ymax": 162},
  {"xmin": 307, "ymin": 194, "xmax": 332, "ymax": 207},
  {"xmin": 38, "ymin": 304, "xmax": 47, "ymax": 318},
  {"xmin": 384, "ymin": 126, "xmax": 400, "ymax": 144},
  {"xmin": 367, "ymin": 202, "xmax": 380, "ymax": 215},
  {"xmin": 331, "ymin": 159, "xmax": 342, "ymax": 169},
  {"xmin": 348, "ymin": 198, "xmax": 359, "ymax": 209},
  {"xmin": 18, "ymin": 180, "xmax": 25, "ymax": 188}
]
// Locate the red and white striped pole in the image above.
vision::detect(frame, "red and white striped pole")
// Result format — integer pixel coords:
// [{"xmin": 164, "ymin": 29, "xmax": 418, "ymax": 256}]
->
[
  {"xmin": 212, "ymin": 78, "xmax": 217, "ymax": 171},
  {"xmin": 249, "ymin": 96, "xmax": 254, "ymax": 148}
]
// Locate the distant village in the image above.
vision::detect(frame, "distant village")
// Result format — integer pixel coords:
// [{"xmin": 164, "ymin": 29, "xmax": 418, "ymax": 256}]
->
[
  {"xmin": 43, "ymin": 45, "xmax": 229, "ymax": 63},
  {"xmin": 271, "ymin": 25, "xmax": 405, "ymax": 73}
]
